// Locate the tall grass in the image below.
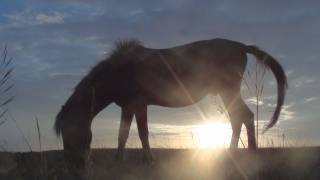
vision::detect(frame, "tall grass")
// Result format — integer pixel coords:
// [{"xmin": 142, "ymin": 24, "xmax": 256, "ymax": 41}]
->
[
  {"xmin": 0, "ymin": 46, "xmax": 34, "ymax": 152},
  {"xmin": 35, "ymin": 116, "xmax": 49, "ymax": 179},
  {"xmin": 8, "ymin": 111, "xmax": 33, "ymax": 152},
  {"xmin": 0, "ymin": 46, "xmax": 20, "ymax": 153},
  {"xmin": 243, "ymin": 60, "xmax": 267, "ymax": 147},
  {"xmin": 0, "ymin": 46, "xmax": 14, "ymax": 128}
]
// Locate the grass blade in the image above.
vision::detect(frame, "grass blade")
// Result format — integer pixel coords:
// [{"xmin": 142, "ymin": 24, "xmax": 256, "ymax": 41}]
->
[
  {"xmin": 0, "ymin": 118, "xmax": 7, "ymax": 126},
  {"xmin": 0, "ymin": 109, "xmax": 8, "ymax": 119},
  {"xmin": 0, "ymin": 83, "xmax": 15, "ymax": 95},
  {"xmin": 8, "ymin": 111, "xmax": 32, "ymax": 152},
  {"xmin": 2, "ymin": 67, "xmax": 14, "ymax": 81},
  {"xmin": 35, "ymin": 117, "xmax": 41, "ymax": 152},
  {"xmin": 0, "ymin": 95, "xmax": 15, "ymax": 107}
]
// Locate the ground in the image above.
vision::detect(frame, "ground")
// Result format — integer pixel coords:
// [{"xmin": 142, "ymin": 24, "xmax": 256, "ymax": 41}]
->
[{"xmin": 1, "ymin": 147, "xmax": 320, "ymax": 180}]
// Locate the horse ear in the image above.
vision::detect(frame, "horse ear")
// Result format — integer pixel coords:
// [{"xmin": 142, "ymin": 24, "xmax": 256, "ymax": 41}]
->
[{"xmin": 62, "ymin": 105, "xmax": 65, "ymax": 110}]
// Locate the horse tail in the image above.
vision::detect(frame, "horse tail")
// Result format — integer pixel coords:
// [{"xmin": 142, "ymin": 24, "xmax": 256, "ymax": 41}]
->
[
  {"xmin": 246, "ymin": 45, "xmax": 288, "ymax": 132},
  {"xmin": 54, "ymin": 110, "xmax": 63, "ymax": 137}
]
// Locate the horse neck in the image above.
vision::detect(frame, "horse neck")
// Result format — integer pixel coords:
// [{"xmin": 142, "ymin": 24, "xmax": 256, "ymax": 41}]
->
[
  {"xmin": 90, "ymin": 88, "xmax": 111, "ymax": 118},
  {"xmin": 65, "ymin": 84, "xmax": 113, "ymax": 121}
]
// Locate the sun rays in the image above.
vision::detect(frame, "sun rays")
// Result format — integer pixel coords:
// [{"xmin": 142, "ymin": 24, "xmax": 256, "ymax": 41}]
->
[{"xmin": 192, "ymin": 122, "xmax": 232, "ymax": 148}]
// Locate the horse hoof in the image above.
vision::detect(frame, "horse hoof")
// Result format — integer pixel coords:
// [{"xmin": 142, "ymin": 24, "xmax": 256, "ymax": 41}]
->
[
  {"xmin": 143, "ymin": 158, "xmax": 154, "ymax": 165},
  {"xmin": 142, "ymin": 154, "xmax": 154, "ymax": 165},
  {"xmin": 115, "ymin": 154, "xmax": 124, "ymax": 162},
  {"xmin": 66, "ymin": 166, "xmax": 91, "ymax": 180},
  {"xmin": 248, "ymin": 146, "xmax": 257, "ymax": 152}
]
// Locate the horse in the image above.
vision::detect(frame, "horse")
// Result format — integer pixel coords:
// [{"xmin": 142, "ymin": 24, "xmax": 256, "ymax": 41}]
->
[{"xmin": 54, "ymin": 38, "xmax": 287, "ymax": 167}]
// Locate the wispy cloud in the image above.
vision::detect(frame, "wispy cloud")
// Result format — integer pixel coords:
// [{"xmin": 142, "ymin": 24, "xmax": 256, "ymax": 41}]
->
[
  {"xmin": 128, "ymin": 9, "xmax": 143, "ymax": 16},
  {"xmin": 280, "ymin": 104, "xmax": 296, "ymax": 121},
  {"xmin": 246, "ymin": 97, "xmax": 264, "ymax": 105},
  {"xmin": 292, "ymin": 76, "xmax": 316, "ymax": 88},
  {"xmin": 304, "ymin": 97, "xmax": 318, "ymax": 103},
  {"xmin": 267, "ymin": 103, "xmax": 276, "ymax": 108},
  {"xmin": 286, "ymin": 69, "xmax": 294, "ymax": 77},
  {"xmin": 48, "ymin": 72, "xmax": 84, "ymax": 78},
  {"xmin": 4, "ymin": 10, "xmax": 65, "ymax": 27},
  {"xmin": 35, "ymin": 12, "xmax": 64, "ymax": 24}
]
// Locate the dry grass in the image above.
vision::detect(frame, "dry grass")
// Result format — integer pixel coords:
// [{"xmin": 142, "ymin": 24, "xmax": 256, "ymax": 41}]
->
[{"xmin": 1, "ymin": 147, "xmax": 320, "ymax": 180}]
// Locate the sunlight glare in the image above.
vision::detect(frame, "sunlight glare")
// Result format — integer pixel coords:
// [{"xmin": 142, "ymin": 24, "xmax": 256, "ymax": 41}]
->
[{"xmin": 192, "ymin": 122, "xmax": 231, "ymax": 148}]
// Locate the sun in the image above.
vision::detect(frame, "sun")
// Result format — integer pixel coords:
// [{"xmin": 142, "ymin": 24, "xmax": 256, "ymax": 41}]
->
[{"xmin": 192, "ymin": 122, "xmax": 232, "ymax": 148}]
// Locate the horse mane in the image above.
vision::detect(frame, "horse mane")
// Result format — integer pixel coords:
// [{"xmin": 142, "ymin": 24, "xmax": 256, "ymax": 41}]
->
[
  {"xmin": 74, "ymin": 39, "xmax": 143, "ymax": 92},
  {"xmin": 55, "ymin": 39, "xmax": 143, "ymax": 136},
  {"xmin": 110, "ymin": 39, "xmax": 142, "ymax": 59}
]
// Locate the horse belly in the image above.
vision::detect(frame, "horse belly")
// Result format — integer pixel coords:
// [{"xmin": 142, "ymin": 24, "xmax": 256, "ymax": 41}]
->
[{"xmin": 141, "ymin": 79, "xmax": 213, "ymax": 107}]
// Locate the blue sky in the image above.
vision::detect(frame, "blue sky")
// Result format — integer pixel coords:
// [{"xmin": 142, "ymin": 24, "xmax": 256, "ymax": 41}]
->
[{"xmin": 0, "ymin": 0, "xmax": 319, "ymax": 151}]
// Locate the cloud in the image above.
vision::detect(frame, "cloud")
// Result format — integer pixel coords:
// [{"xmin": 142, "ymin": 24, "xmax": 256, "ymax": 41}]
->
[
  {"xmin": 264, "ymin": 95, "xmax": 277, "ymax": 101},
  {"xmin": 292, "ymin": 76, "xmax": 316, "ymax": 88},
  {"xmin": 128, "ymin": 9, "xmax": 143, "ymax": 16},
  {"xmin": 47, "ymin": 71, "xmax": 84, "ymax": 78},
  {"xmin": 267, "ymin": 103, "xmax": 276, "ymax": 108},
  {"xmin": 246, "ymin": 97, "xmax": 264, "ymax": 105},
  {"xmin": 279, "ymin": 104, "xmax": 296, "ymax": 121},
  {"xmin": 3, "ymin": 10, "xmax": 65, "ymax": 27},
  {"xmin": 304, "ymin": 97, "xmax": 318, "ymax": 103},
  {"xmin": 35, "ymin": 12, "xmax": 64, "ymax": 24},
  {"xmin": 150, "ymin": 132, "xmax": 181, "ymax": 136}
]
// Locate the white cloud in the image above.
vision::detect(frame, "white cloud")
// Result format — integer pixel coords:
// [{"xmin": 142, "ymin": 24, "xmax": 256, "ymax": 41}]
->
[
  {"xmin": 266, "ymin": 103, "xmax": 295, "ymax": 121},
  {"xmin": 48, "ymin": 72, "xmax": 83, "ymax": 78},
  {"xmin": 246, "ymin": 97, "xmax": 264, "ymax": 105},
  {"xmin": 286, "ymin": 69, "xmax": 294, "ymax": 77},
  {"xmin": 264, "ymin": 95, "xmax": 277, "ymax": 101},
  {"xmin": 4, "ymin": 10, "xmax": 65, "ymax": 27},
  {"xmin": 280, "ymin": 109, "xmax": 295, "ymax": 121},
  {"xmin": 279, "ymin": 104, "xmax": 296, "ymax": 121},
  {"xmin": 35, "ymin": 12, "xmax": 64, "ymax": 24},
  {"xmin": 128, "ymin": 9, "xmax": 143, "ymax": 16},
  {"xmin": 305, "ymin": 97, "xmax": 318, "ymax": 103},
  {"xmin": 292, "ymin": 76, "xmax": 316, "ymax": 88},
  {"xmin": 267, "ymin": 103, "xmax": 276, "ymax": 108}
]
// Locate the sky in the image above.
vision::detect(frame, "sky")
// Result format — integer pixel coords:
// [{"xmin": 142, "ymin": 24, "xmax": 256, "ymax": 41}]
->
[{"xmin": 0, "ymin": 0, "xmax": 319, "ymax": 151}]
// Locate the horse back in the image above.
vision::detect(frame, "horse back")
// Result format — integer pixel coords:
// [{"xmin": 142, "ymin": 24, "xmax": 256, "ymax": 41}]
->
[{"xmin": 128, "ymin": 39, "xmax": 247, "ymax": 106}]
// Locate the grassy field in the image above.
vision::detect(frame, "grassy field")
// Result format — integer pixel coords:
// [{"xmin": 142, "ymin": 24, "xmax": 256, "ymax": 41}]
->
[{"xmin": 1, "ymin": 147, "xmax": 320, "ymax": 180}]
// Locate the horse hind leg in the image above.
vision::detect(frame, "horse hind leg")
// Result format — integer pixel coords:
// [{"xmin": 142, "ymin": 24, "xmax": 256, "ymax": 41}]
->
[
  {"xmin": 243, "ymin": 108, "xmax": 256, "ymax": 150},
  {"xmin": 220, "ymin": 91, "xmax": 256, "ymax": 150},
  {"xmin": 235, "ymin": 99, "xmax": 256, "ymax": 150},
  {"xmin": 116, "ymin": 107, "xmax": 134, "ymax": 160}
]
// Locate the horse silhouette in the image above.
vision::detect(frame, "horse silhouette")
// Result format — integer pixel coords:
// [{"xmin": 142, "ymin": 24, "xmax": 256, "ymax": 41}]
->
[{"xmin": 54, "ymin": 38, "xmax": 287, "ymax": 166}]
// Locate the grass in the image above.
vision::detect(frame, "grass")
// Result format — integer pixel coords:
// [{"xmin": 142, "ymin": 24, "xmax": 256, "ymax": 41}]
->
[{"xmin": 1, "ymin": 147, "xmax": 320, "ymax": 180}]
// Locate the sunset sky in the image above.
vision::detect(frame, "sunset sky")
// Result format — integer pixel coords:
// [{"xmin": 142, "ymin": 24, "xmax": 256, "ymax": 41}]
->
[{"xmin": 0, "ymin": 0, "xmax": 319, "ymax": 151}]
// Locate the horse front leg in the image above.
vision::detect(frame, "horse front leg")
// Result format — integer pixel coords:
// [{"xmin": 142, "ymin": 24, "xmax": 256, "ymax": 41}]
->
[
  {"xmin": 135, "ymin": 105, "xmax": 153, "ymax": 162},
  {"xmin": 116, "ymin": 107, "xmax": 134, "ymax": 160}
]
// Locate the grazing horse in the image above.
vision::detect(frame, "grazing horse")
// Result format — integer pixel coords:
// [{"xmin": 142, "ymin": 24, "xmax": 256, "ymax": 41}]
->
[{"xmin": 54, "ymin": 38, "xmax": 287, "ymax": 166}]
